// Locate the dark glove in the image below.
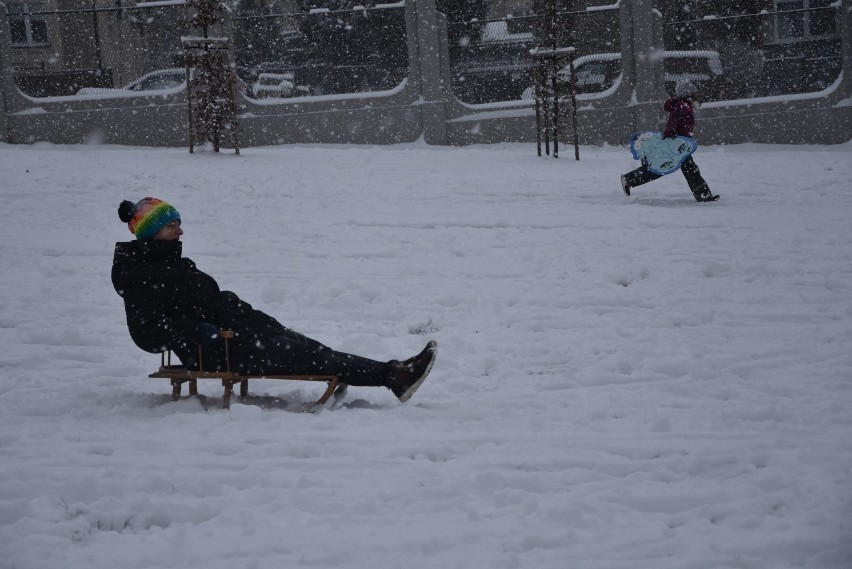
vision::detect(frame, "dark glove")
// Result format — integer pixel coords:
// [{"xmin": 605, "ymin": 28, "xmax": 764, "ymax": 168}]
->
[{"xmin": 198, "ymin": 322, "xmax": 221, "ymax": 347}]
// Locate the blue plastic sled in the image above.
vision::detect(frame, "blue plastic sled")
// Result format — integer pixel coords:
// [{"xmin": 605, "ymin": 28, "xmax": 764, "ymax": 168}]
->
[{"xmin": 628, "ymin": 131, "xmax": 698, "ymax": 175}]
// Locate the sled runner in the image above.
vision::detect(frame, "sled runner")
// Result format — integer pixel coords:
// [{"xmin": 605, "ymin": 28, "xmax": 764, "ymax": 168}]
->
[
  {"xmin": 628, "ymin": 130, "xmax": 698, "ymax": 175},
  {"xmin": 149, "ymin": 330, "xmax": 348, "ymax": 411}
]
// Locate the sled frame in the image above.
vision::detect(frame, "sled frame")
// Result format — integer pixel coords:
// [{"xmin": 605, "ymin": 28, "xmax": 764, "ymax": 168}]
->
[{"xmin": 149, "ymin": 331, "xmax": 347, "ymax": 411}]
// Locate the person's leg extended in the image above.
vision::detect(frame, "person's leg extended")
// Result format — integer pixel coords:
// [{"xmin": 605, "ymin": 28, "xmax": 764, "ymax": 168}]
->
[
  {"xmin": 266, "ymin": 334, "xmax": 393, "ymax": 387},
  {"xmin": 622, "ymin": 164, "xmax": 661, "ymax": 195},
  {"xmin": 265, "ymin": 334, "xmax": 437, "ymax": 402}
]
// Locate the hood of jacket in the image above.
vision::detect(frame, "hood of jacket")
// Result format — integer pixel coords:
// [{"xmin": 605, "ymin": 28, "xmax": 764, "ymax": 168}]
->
[{"xmin": 111, "ymin": 239, "xmax": 183, "ymax": 298}]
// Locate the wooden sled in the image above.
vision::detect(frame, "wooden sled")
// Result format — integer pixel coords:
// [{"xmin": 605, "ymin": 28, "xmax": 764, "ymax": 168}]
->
[{"xmin": 149, "ymin": 330, "xmax": 347, "ymax": 411}]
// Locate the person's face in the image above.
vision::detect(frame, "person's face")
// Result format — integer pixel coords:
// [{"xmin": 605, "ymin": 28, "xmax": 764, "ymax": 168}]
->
[{"xmin": 152, "ymin": 219, "xmax": 183, "ymax": 241}]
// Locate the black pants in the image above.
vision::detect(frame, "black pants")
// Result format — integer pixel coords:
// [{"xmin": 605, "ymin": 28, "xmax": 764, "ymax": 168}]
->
[
  {"xmin": 192, "ymin": 294, "xmax": 394, "ymax": 386},
  {"xmin": 624, "ymin": 156, "xmax": 708, "ymax": 193},
  {"xmin": 261, "ymin": 328, "xmax": 394, "ymax": 387}
]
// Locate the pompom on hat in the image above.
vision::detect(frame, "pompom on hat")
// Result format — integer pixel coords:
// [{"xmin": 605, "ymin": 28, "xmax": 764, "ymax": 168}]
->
[{"xmin": 118, "ymin": 197, "xmax": 181, "ymax": 240}]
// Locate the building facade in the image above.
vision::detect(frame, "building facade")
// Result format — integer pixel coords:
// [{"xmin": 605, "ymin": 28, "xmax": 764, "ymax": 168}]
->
[{"xmin": 1, "ymin": 0, "xmax": 849, "ymax": 146}]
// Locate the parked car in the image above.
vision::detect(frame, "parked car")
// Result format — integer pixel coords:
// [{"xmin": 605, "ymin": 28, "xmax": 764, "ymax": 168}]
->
[
  {"xmin": 562, "ymin": 52, "xmax": 623, "ymax": 93},
  {"xmin": 77, "ymin": 68, "xmax": 186, "ymax": 95},
  {"xmin": 520, "ymin": 53, "xmax": 620, "ymax": 100},
  {"xmin": 251, "ymin": 72, "xmax": 308, "ymax": 99},
  {"xmin": 522, "ymin": 50, "xmax": 725, "ymax": 101}
]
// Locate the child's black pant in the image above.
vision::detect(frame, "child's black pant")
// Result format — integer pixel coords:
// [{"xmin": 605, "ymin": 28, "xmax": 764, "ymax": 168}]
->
[{"xmin": 624, "ymin": 156, "xmax": 708, "ymax": 192}]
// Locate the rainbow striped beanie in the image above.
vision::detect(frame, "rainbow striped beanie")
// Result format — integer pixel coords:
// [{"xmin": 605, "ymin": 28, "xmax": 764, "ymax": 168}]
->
[{"xmin": 118, "ymin": 198, "xmax": 181, "ymax": 240}]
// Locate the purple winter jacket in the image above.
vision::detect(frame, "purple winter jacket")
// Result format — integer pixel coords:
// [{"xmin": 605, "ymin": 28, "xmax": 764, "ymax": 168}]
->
[{"xmin": 662, "ymin": 97, "xmax": 695, "ymax": 138}]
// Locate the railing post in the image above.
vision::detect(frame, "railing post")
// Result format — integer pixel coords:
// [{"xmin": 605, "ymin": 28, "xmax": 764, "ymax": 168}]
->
[
  {"xmin": 622, "ymin": 0, "xmax": 666, "ymax": 133},
  {"xmin": 840, "ymin": 0, "xmax": 852, "ymax": 101},
  {"xmin": 0, "ymin": 4, "xmax": 11, "ymax": 143},
  {"xmin": 411, "ymin": 0, "xmax": 448, "ymax": 145}
]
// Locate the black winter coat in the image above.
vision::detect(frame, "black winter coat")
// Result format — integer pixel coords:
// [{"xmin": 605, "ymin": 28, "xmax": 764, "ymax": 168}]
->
[{"xmin": 111, "ymin": 240, "xmax": 304, "ymax": 373}]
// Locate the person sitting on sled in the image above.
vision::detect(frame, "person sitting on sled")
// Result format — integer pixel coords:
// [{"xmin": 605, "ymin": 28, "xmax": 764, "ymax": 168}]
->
[
  {"xmin": 621, "ymin": 81, "xmax": 718, "ymax": 202},
  {"xmin": 111, "ymin": 197, "xmax": 437, "ymax": 402}
]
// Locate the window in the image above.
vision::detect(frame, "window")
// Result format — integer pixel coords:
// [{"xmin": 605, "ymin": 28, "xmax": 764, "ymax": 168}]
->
[
  {"xmin": 9, "ymin": 3, "xmax": 48, "ymax": 46},
  {"xmin": 774, "ymin": 0, "xmax": 837, "ymax": 41}
]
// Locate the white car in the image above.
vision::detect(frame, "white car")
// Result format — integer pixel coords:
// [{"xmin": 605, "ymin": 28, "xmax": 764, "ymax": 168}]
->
[
  {"xmin": 77, "ymin": 68, "xmax": 186, "ymax": 96},
  {"xmin": 523, "ymin": 50, "xmax": 725, "ymax": 100},
  {"xmin": 251, "ymin": 72, "xmax": 296, "ymax": 99}
]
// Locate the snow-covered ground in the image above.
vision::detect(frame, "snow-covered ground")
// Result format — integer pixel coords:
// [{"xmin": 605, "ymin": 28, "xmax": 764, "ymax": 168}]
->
[{"xmin": 1, "ymin": 140, "xmax": 850, "ymax": 569}]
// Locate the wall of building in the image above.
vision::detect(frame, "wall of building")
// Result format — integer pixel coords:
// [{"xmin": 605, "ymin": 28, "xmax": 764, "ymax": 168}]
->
[{"xmin": 1, "ymin": 0, "xmax": 850, "ymax": 148}]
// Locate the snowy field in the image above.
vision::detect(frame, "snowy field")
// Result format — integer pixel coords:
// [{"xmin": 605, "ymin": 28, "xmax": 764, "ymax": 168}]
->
[{"xmin": 1, "ymin": 140, "xmax": 850, "ymax": 569}]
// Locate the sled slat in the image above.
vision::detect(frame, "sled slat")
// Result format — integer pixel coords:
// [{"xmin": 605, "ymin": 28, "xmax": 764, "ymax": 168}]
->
[
  {"xmin": 148, "ymin": 331, "xmax": 345, "ymax": 411},
  {"xmin": 151, "ymin": 366, "xmax": 342, "ymax": 411}
]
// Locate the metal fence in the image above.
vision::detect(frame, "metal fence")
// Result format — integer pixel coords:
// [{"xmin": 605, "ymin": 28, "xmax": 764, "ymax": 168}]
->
[
  {"xmin": 7, "ymin": 1, "xmax": 407, "ymax": 99},
  {"xmin": 446, "ymin": 4, "xmax": 622, "ymax": 105},
  {"xmin": 6, "ymin": 1, "xmax": 843, "ymax": 104},
  {"xmin": 447, "ymin": 12, "xmax": 539, "ymax": 105},
  {"xmin": 660, "ymin": 3, "xmax": 843, "ymax": 100},
  {"xmin": 231, "ymin": 2, "xmax": 408, "ymax": 99},
  {"xmin": 443, "ymin": 1, "xmax": 843, "ymax": 105},
  {"xmin": 8, "ymin": 2, "xmax": 188, "ymax": 97}
]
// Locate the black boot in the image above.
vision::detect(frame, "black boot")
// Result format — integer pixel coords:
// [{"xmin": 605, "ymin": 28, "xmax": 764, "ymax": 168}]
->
[
  {"xmin": 692, "ymin": 185, "xmax": 719, "ymax": 202},
  {"xmin": 388, "ymin": 341, "xmax": 437, "ymax": 402},
  {"xmin": 620, "ymin": 174, "xmax": 631, "ymax": 196}
]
